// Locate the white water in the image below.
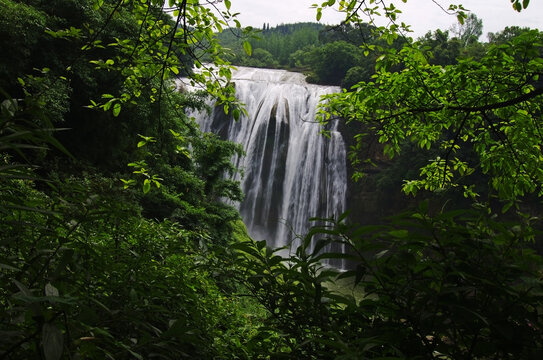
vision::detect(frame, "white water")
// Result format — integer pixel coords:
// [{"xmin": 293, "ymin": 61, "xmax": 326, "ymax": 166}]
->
[{"xmin": 188, "ymin": 67, "xmax": 348, "ymax": 264}]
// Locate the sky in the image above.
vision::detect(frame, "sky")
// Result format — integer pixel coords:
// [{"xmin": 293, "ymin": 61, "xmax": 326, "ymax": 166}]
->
[{"xmin": 224, "ymin": 0, "xmax": 543, "ymax": 39}]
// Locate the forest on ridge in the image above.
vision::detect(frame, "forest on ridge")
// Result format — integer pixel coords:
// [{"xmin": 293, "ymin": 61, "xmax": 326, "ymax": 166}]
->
[{"xmin": 1, "ymin": 0, "xmax": 543, "ymax": 359}]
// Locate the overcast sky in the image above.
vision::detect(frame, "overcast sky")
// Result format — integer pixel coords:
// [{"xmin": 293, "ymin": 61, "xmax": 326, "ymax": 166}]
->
[{"xmin": 225, "ymin": 0, "xmax": 543, "ymax": 39}]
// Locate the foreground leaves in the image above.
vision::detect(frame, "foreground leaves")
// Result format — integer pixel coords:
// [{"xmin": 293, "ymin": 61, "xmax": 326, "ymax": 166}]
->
[
  {"xmin": 0, "ymin": 173, "xmax": 260, "ymax": 359},
  {"xmin": 236, "ymin": 203, "xmax": 543, "ymax": 359},
  {"xmin": 320, "ymin": 26, "xmax": 543, "ymax": 204}
]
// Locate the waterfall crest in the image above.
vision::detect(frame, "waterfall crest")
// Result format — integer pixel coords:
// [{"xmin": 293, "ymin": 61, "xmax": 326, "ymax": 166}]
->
[{"xmin": 193, "ymin": 66, "xmax": 347, "ymax": 256}]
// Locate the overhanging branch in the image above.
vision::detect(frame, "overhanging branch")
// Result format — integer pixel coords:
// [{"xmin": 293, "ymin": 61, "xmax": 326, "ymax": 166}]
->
[
  {"xmin": 367, "ymin": 82, "xmax": 543, "ymax": 123},
  {"xmin": 409, "ymin": 83, "xmax": 543, "ymax": 115}
]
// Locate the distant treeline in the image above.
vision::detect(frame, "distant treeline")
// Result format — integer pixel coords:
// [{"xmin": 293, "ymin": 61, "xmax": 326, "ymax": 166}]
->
[{"xmin": 218, "ymin": 18, "xmax": 530, "ymax": 88}]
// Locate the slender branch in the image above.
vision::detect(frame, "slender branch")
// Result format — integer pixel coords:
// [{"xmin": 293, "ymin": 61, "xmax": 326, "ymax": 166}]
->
[
  {"xmin": 367, "ymin": 83, "xmax": 543, "ymax": 123},
  {"xmin": 426, "ymin": 84, "xmax": 543, "ymax": 113},
  {"xmin": 157, "ymin": 0, "xmax": 187, "ymax": 145},
  {"xmin": 431, "ymin": 0, "xmax": 460, "ymax": 15},
  {"xmin": 482, "ymin": 112, "xmax": 529, "ymax": 183},
  {"xmin": 67, "ymin": 0, "xmax": 125, "ymax": 69},
  {"xmin": 441, "ymin": 111, "xmax": 470, "ymax": 187},
  {"xmin": 115, "ymin": 2, "xmax": 153, "ymax": 77},
  {"xmin": 328, "ymin": 0, "xmax": 367, "ymax": 32}
]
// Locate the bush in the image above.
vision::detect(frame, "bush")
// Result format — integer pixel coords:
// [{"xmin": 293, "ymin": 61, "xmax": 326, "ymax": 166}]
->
[
  {"xmin": 0, "ymin": 174, "xmax": 261, "ymax": 359},
  {"xmin": 235, "ymin": 203, "xmax": 543, "ymax": 359}
]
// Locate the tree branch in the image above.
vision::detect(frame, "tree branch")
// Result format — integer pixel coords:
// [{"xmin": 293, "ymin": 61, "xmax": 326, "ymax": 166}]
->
[
  {"xmin": 369, "ymin": 82, "xmax": 543, "ymax": 123},
  {"xmin": 414, "ymin": 83, "xmax": 543, "ymax": 114}
]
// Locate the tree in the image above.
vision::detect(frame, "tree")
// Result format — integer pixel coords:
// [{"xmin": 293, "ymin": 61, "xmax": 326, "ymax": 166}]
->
[
  {"xmin": 419, "ymin": 29, "xmax": 461, "ymax": 65},
  {"xmin": 450, "ymin": 13, "xmax": 483, "ymax": 47},
  {"xmin": 488, "ymin": 25, "xmax": 531, "ymax": 43},
  {"xmin": 323, "ymin": 30, "xmax": 543, "ymax": 206},
  {"xmin": 316, "ymin": 1, "xmax": 542, "ymax": 208},
  {"xmin": 318, "ymin": 22, "xmax": 376, "ymax": 45},
  {"xmin": 307, "ymin": 41, "xmax": 361, "ymax": 85}
]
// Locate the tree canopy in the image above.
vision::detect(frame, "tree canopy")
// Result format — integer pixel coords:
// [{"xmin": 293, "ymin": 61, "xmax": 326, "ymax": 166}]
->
[{"xmin": 316, "ymin": 1, "xmax": 543, "ymax": 210}]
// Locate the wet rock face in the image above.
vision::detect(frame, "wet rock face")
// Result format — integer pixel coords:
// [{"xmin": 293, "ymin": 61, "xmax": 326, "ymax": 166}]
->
[{"xmin": 194, "ymin": 66, "xmax": 348, "ymax": 265}]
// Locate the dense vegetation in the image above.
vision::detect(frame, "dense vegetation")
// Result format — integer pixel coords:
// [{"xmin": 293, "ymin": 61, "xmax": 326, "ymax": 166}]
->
[
  {"xmin": 1, "ymin": 0, "xmax": 542, "ymax": 359},
  {"xmin": 219, "ymin": 23, "xmax": 324, "ymax": 69},
  {"xmin": 218, "ymin": 21, "xmax": 381, "ymax": 87},
  {"xmin": 0, "ymin": 0, "xmax": 258, "ymax": 358}
]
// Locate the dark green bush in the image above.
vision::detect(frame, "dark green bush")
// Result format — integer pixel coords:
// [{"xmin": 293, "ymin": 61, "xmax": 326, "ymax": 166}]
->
[{"xmin": 236, "ymin": 203, "xmax": 543, "ymax": 359}]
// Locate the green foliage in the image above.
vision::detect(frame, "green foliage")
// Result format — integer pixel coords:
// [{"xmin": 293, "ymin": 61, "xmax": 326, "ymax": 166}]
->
[
  {"xmin": 419, "ymin": 29, "xmax": 462, "ymax": 66},
  {"xmin": 321, "ymin": 29, "xmax": 543, "ymax": 204},
  {"xmin": 341, "ymin": 66, "xmax": 370, "ymax": 89},
  {"xmin": 488, "ymin": 26, "xmax": 532, "ymax": 44},
  {"xmin": 3, "ymin": 1, "xmax": 543, "ymax": 359},
  {"xmin": 235, "ymin": 205, "xmax": 543, "ymax": 359},
  {"xmin": 241, "ymin": 48, "xmax": 279, "ymax": 68},
  {"xmin": 0, "ymin": 1, "xmax": 263, "ymax": 358},
  {"xmin": 0, "ymin": 0, "xmax": 248, "ymax": 171},
  {"xmin": 318, "ymin": 22, "xmax": 377, "ymax": 45},
  {"xmin": 0, "ymin": 175, "xmax": 259, "ymax": 359},
  {"xmin": 119, "ymin": 103, "xmax": 244, "ymax": 236},
  {"xmin": 18, "ymin": 73, "xmax": 72, "ymax": 126},
  {"xmin": 219, "ymin": 23, "xmax": 323, "ymax": 68},
  {"xmin": 0, "ymin": 83, "xmax": 258, "ymax": 358},
  {"xmin": 306, "ymin": 41, "xmax": 361, "ymax": 85},
  {"xmin": 219, "ymin": 21, "xmax": 387, "ymax": 87},
  {"xmin": 0, "ymin": 0, "xmax": 47, "ymax": 90},
  {"xmin": 511, "ymin": 0, "xmax": 531, "ymax": 11}
]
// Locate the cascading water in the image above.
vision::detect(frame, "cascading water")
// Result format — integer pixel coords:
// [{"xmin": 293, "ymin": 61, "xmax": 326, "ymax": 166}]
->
[{"xmin": 189, "ymin": 66, "xmax": 347, "ymax": 265}]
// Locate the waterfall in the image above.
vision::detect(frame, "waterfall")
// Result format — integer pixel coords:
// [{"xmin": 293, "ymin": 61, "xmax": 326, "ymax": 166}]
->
[{"xmin": 190, "ymin": 66, "xmax": 347, "ymax": 264}]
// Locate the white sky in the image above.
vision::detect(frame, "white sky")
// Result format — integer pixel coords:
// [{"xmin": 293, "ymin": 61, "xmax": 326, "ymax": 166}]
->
[{"xmin": 224, "ymin": 0, "xmax": 543, "ymax": 39}]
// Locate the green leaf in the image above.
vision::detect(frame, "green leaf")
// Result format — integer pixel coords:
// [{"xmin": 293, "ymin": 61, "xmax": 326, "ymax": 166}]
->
[
  {"xmin": 389, "ymin": 229, "xmax": 408, "ymax": 238},
  {"xmin": 113, "ymin": 102, "xmax": 121, "ymax": 117},
  {"xmin": 143, "ymin": 179, "xmax": 151, "ymax": 194},
  {"xmin": 225, "ymin": 0, "xmax": 231, "ymax": 10},
  {"xmin": 103, "ymin": 100, "xmax": 112, "ymax": 111},
  {"xmin": 127, "ymin": 350, "xmax": 144, "ymax": 360},
  {"xmin": 501, "ymin": 201, "xmax": 514, "ymax": 214},
  {"xmin": 120, "ymin": 178, "xmax": 136, "ymax": 189},
  {"xmin": 42, "ymin": 323, "xmax": 63, "ymax": 360},
  {"xmin": 232, "ymin": 107, "xmax": 240, "ymax": 121},
  {"xmin": 457, "ymin": 14, "xmax": 464, "ymax": 24},
  {"xmin": 1, "ymin": 99, "xmax": 18, "ymax": 117},
  {"xmin": 338, "ymin": 210, "xmax": 350, "ymax": 223},
  {"xmin": 242, "ymin": 41, "xmax": 252, "ymax": 56}
]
